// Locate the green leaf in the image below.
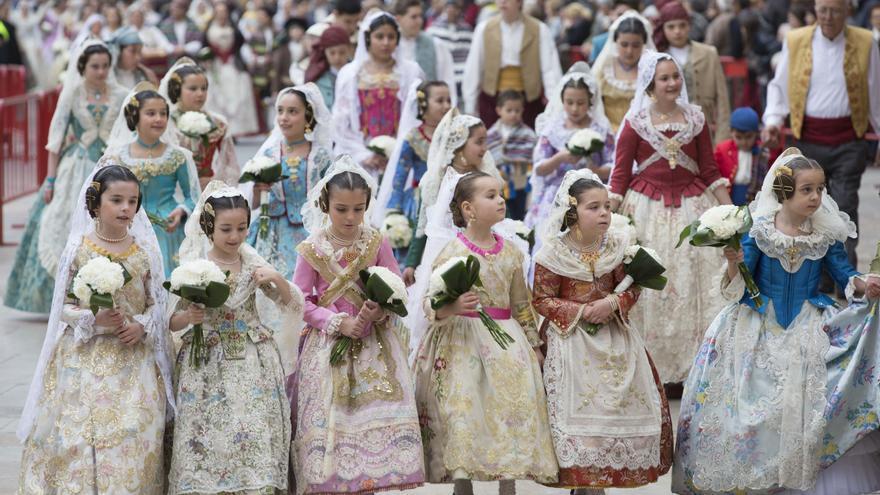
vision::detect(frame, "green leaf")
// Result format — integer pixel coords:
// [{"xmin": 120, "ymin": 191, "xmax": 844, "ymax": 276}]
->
[
  {"xmin": 677, "ymin": 222, "xmax": 697, "ymax": 248},
  {"xmin": 89, "ymin": 293, "xmax": 115, "ymax": 315},
  {"xmin": 638, "ymin": 275, "xmax": 668, "ymax": 291}
]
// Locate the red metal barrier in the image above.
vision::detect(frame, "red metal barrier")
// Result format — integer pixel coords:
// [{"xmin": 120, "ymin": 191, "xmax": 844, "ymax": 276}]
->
[
  {"xmin": 0, "ymin": 86, "xmax": 60, "ymax": 245},
  {"xmin": 0, "ymin": 65, "xmax": 27, "ymax": 98}
]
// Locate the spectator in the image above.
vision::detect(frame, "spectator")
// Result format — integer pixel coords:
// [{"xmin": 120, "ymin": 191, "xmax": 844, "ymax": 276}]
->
[
  {"xmin": 463, "ymin": 0, "xmax": 563, "ymax": 127},
  {"xmin": 159, "ymin": 0, "xmax": 204, "ymax": 58},
  {"xmin": 714, "ymin": 107, "xmax": 771, "ymax": 205},
  {"xmin": 272, "ymin": 17, "xmax": 309, "ymax": 96},
  {"xmin": 108, "ymin": 26, "xmax": 159, "ymax": 88},
  {"xmin": 127, "ymin": 2, "xmax": 173, "ymax": 58},
  {"xmin": 426, "ymin": 0, "xmax": 474, "ymax": 102},
  {"xmin": 762, "ymin": 0, "xmax": 880, "ymax": 266},
  {"xmin": 329, "ymin": 0, "xmax": 363, "ymax": 38},
  {"xmin": 588, "ymin": 0, "xmax": 639, "ymax": 63},
  {"xmin": 100, "ymin": 3, "xmax": 123, "ymax": 40},
  {"xmin": 0, "ymin": 0, "xmax": 23, "ymax": 67},
  {"xmin": 394, "ymin": 0, "xmax": 456, "ymax": 87},
  {"xmin": 305, "ymin": 24, "xmax": 351, "ymax": 108}
]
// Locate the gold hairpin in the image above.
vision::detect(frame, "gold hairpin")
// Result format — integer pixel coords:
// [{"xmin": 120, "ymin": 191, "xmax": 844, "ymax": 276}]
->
[
  {"xmin": 568, "ymin": 196, "xmax": 578, "ymax": 207},
  {"xmin": 417, "ymin": 90, "xmax": 425, "ymax": 99},
  {"xmin": 203, "ymin": 203, "xmax": 214, "ymax": 217},
  {"xmin": 775, "ymin": 165, "xmax": 793, "ymax": 177},
  {"xmin": 91, "ymin": 181, "xmax": 101, "ymax": 191},
  {"xmin": 170, "ymin": 72, "xmax": 182, "ymax": 83},
  {"xmin": 129, "ymin": 96, "xmax": 139, "ymax": 108}
]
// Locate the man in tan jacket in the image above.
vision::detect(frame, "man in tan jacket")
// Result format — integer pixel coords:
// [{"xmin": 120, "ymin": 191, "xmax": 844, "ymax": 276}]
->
[{"xmin": 655, "ymin": 0, "xmax": 730, "ymax": 143}]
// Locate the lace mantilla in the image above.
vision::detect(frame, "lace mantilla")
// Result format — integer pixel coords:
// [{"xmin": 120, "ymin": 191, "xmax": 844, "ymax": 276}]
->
[
  {"xmin": 627, "ymin": 105, "xmax": 704, "ymax": 176},
  {"xmin": 750, "ymin": 216, "xmax": 836, "ymax": 273}
]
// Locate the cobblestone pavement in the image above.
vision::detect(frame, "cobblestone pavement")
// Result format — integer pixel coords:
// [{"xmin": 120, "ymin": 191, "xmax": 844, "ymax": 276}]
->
[{"xmin": 1, "ymin": 140, "xmax": 877, "ymax": 493}]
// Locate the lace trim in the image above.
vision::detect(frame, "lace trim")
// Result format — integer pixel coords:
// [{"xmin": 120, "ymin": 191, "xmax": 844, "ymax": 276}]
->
[
  {"xmin": 627, "ymin": 106, "xmax": 704, "ymax": 176},
  {"xmin": 324, "ymin": 312, "xmax": 346, "ymax": 337},
  {"xmin": 118, "ymin": 146, "xmax": 188, "ymax": 182},
  {"xmin": 72, "ymin": 311, "xmax": 97, "ymax": 343},
  {"xmin": 602, "ymin": 61, "xmax": 637, "ymax": 92},
  {"xmin": 706, "ymin": 177, "xmax": 730, "ymax": 191},
  {"xmin": 653, "ymin": 122, "xmax": 687, "ymax": 132},
  {"xmin": 750, "ymin": 216, "xmax": 836, "ymax": 273},
  {"xmin": 312, "ymin": 227, "xmax": 379, "ymax": 265}
]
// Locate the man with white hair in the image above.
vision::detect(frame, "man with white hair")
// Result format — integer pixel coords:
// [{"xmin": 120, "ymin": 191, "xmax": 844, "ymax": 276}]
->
[{"xmin": 763, "ymin": 0, "xmax": 880, "ymax": 266}]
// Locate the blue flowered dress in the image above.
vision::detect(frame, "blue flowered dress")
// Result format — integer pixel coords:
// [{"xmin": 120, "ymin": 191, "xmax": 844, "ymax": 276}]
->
[
  {"xmin": 246, "ymin": 146, "xmax": 331, "ymax": 279},
  {"xmin": 5, "ymin": 86, "xmax": 126, "ymax": 313},
  {"xmin": 672, "ymin": 215, "xmax": 874, "ymax": 494}
]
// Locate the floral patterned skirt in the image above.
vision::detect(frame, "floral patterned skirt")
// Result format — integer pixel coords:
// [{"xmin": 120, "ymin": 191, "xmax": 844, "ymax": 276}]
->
[
  {"xmin": 4, "ymin": 186, "xmax": 53, "ymax": 313},
  {"xmin": 19, "ymin": 333, "xmax": 166, "ymax": 494},
  {"xmin": 413, "ymin": 317, "xmax": 558, "ymax": 483},
  {"xmin": 168, "ymin": 330, "xmax": 291, "ymax": 495}
]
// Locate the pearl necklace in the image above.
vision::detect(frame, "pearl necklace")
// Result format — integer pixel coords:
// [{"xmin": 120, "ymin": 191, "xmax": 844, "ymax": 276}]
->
[
  {"xmin": 326, "ymin": 227, "xmax": 360, "ymax": 262},
  {"xmin": 95, "ymin": 227, "xmax": 129, "ymax": 243},
  {"xmin": 209, "ymin": 253, "xmax": 241, "ymax": 266}
]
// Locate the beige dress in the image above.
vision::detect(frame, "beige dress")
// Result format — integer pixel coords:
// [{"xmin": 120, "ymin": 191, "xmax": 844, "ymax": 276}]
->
[
  {"xmin": 413, "ymin": 234, "xmax": 558, "ymax": 484},
  {"xmin": 18, "ymin": 239, "xmax": 166, "ymax": 494}
]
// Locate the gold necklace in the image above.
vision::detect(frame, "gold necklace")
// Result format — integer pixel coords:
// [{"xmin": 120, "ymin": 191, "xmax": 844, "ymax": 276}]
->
[
  {"xmin": 327, "ymin": 227, "xmax": 360, "ymax": 263},
  {"xmin": 565, "ymin": 234, "xmax": 605, "ymax": 276}
]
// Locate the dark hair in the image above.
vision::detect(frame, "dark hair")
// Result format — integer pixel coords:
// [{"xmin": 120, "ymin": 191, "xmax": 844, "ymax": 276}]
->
[
  {"xmin": 449, "ymin": 171, "xmax": 493, "ymax": 228},
  {"xmin": 393, "ymin": 0, "xmax": 423, "ymax": 15},
  {"xmin": 496, "ymin": 89, "xmax": 526, "ymax": 108},
  {"xmin": 562, "ymin": 178, "xmax": 605, "ymax": 230},
  {"xmin": 318, "ymin": 171, "xmax": 372, "ymax": 212},
  {"xmin": 199, "ymin": 195, "xmax": 251, "ymax": 237},
  {"xmin": 614, "ymin": 0, "xmax": 642, "ymax": 10},
  {"xmin": 560, "ymin": 76, "xmax": 593, "ymax": 101},
  {"xmin": 417, "ymin": 81, "xmax": 449, "ymax": 119},
  {"xmin": 365, "ymin": 15, "xmax": 400, "ymax": 50},
  {"xmin": 788, "ymin": 2, "xmax": 815, "ymax": 26},
  {"xmin": 454, "ymin": 121, "xmax": 486, "ymax": 157},
  {"xmin": 77, "ymin": 44, "xmax": 113, "ymax": 75},
  {"xmin": 772, "ymin": 156, "xmax": 823, "ymax": 202},
  {"xmin": 279, "ymin": 89, "xmax": 316, "ymax": 129},
  {"xmin": 167, "ymin": 64, "xmax": 208, "ymax": 104},
  {"xmin": 613, "ymin": 17, "xmax": 648, "ymax": 42},
  {"xmin": 124, "ymin": 90, "xmax": 169, "ymax": 131},
  {"xmin": 334, "ymin": 0, "xmax": 363, "ymax": 15},
  {"xmin": 85, "ymin": 165, "xmax": 142, "ymax": 218}
]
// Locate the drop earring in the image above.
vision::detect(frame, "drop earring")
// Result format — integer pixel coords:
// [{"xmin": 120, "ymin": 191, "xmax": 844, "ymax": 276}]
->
[{"xmin": 574, "ymin": 225, "xmax": 583, "ymax": 242}]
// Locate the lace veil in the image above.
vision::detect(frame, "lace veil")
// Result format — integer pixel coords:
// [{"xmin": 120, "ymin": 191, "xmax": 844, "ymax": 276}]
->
[
  {"xmin": 750, "ymin": 147, "xmax": 857, "ymax": 243},
  {"xmin": 18, "ymin": 158, "xmax": 176, "ymax": 441},
  {"xmin": 621, "ymin": 50, "xmax": 690, "ymax": 129},
  {"xmin": 535, "ymin": 61, "xmax": 612, "ymax": 140},
  {"xmin": 591, "ymin": 11, "xmax": 656, "ymax": 81},
  {"xmin": 300, "ymin": 154, "xmax": 380, "ymax": 235}
]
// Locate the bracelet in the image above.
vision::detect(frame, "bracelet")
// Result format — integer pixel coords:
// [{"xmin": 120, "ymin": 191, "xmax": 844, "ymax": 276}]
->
[{"xmin": 46, "ymin": 176, "xmax": 56, "ymax": 183}]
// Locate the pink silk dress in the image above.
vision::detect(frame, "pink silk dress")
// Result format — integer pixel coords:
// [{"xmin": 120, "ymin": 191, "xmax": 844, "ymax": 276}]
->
[{"xmin": 357, "ymin": 69, "xmax": 401, "ymax": 141}]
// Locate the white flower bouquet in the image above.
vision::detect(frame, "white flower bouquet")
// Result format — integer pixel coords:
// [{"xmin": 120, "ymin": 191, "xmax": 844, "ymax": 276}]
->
[
  {"xmin": 70, "ymin": 256, "xmax": 132, "ymax": 314},
  {"xmin": 567, "ymin": 128, "xmax": 605, "ymax": 157},
  {"xmin": 367, "ymin": 135, "xmax": 396, "ymax": 158},
  {"xmin": 677, "ymin": 204, "xmax": 762, "ymax": 307},
  {"xmin": 428, "ymin": 255, "xmax": 514, "ymax": 349},
  {"xmin": 177, "ymin": 111, "xmax": 215, "ymax": 143},
  {"xmin": 239, "ymin": 155, "xmax": 288, "ymax": 240},
  {"xmin": 329, "ymin": 267, "xmax": 409, "ymax": 364},
  {"xmin": 508, "ymin": 220, "xmax": 536, "ymax": 251},
  {"xmin": 164, "ymin": 260, "xmax": 231, "ymax": 367},
  {"xmin": 381, "ymin": 214, "xmax": 413, "ymax": 249},
  {"xmin": 611, "ymin": 213, "xmax": 638, "ymax": 242}
]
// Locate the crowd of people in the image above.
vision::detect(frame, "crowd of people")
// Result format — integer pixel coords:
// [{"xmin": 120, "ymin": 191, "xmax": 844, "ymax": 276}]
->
[{"xmin": 3, "ymin": 0, "xmax": 880, "ymax": 494}]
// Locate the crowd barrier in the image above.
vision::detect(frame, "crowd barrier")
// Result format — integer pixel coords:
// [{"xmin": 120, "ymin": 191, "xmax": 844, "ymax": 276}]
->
[{"xmin": 0, "ymin": 79, "xmax": 59, "ymax": 245}]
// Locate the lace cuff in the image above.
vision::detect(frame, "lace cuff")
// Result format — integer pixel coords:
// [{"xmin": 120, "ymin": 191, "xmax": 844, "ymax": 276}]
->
[
  {"xmin": 66, "ymin": 307, "xmax": 98, "ymax": 343},
  {"xmin": 131, "ymin": 313, "xmax": 152, "ymax": 343},
  {"xmin": 609, "ymin": 191, "xmax": 625, "ymax": 203},
  {"xmin": 845, "ymin": 275, "xmax": 867, "ymax": 303},
  {"xmin": 324, "ymin": 312, "xmax": 347, "ymax": 337},
  {"xmin": 720, "ymin": 267, "xmax": 745, "ymax": 302},
  {"xmin": 547, "ymin": 303, "xmax": 589, "ymax": 338},
  {"xmin": 707, "ymin": 177, "xmax": 730, "ymax": 192}
]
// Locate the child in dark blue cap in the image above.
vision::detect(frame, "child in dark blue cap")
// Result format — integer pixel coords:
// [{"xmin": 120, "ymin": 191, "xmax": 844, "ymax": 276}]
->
[{"xmin": 713, "ymin": 107, "xmax": 770, "ymax": 205}]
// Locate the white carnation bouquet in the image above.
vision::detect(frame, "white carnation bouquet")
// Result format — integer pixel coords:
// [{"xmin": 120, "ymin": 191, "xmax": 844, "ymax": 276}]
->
[
  {"xmin": 177, "ymin": 111, "xmax": 215, "ymax": 143},
  {"xmin": 70, "ymin": 256, "xmax": 132, "ymax": 314},
  {"xmin": 164, "ymin": 260, "xmax": 231, "ymax": 367},
  {"xmin": 428, "ymin": 255, "xmax": 514, "ymax": 349},
  {"xmin": 381, "ymin": 214, "xmax": 413, "ymax": 249},
  {"xmin": 678, "ymin": 204, "xmax": 762, "ymax": 307},
  {"xmin": 239, "ymin": 155, "xmax": 287, "ymax": 240},
  {"xmin": 367, "ymin": 135, "xmax": 396, "ymax": 158},
  {"xmin": 611, "ymin": 213, "xmax": 637, "ymax": 242},
  {"xmin": 508, "ymin": 220, "xmax": 536, "ymax": 251},
  {"xmin": 329, "ymin": 267, "xmax": 409, "ymax": 365},
  {"xmin": 567, "ymin": 128, "xmax": 605, "ymax": 157}
]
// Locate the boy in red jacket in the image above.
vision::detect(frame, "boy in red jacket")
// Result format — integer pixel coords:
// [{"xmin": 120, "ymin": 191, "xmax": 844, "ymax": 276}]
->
[{"xmin": 714, "ymin": 107, "xmax": 770, "ymax": 205}]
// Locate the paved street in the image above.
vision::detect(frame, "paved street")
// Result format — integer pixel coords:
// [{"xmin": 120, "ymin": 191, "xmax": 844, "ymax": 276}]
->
[{"xmin": 0, "ymin": 140, "xmax": 877, "ymax": 493}]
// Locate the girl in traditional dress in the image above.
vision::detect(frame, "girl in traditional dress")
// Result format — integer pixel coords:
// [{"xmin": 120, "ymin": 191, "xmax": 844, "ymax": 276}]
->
[
  {"xmin": 246, "ymin": 83, "xmax": 334, "ymax": 280},
  {"xmin": 102, "ymin": 82, "xmax": 201, "ymax": 277},
  {"xmin": 332, "ymin": 10, "xmax": 423, "ymax": 176},
  {"xmin": 289, "ymin": 155, "xmax": 426, "ymax": 494},
  {"xmin": 17, "ymin": 164, "xmax": 175, "ymax": 494},
  {"xmin": 5, "ymin": 39, "xmax": 127, "ymax": 314},
  {"xmin": 672, "ymin": 149, "xmax": 880, "ymax": 495},
  {"xmin": 524, "ymin": 62, "xmax": 614, "ymax": 248},
  {"xmin": 532, "ymin": 169, "xmax": 672, "ymax": 494},
  {"xmin": 203, "ymin": 1, "xmax": 259, "ymax": 137},
  {"xmin": 412, "ymin": 171, "xmax": 558, "ymax": 494},
  {"xmin": 373, "ymin": 80, "xmax": 453, "ymax": 267},
  {"xmin": 609, "ymin": 52, "xmax": 732, "ymax": 392},
  {"xmin": 159, "ymin": 58, "xmax": 239, "ymax": 189},
  {"xmin": 167, "ymin": 181, "xmax": 304, "ymax": 495},
  {"xmin": 110, "ymin": 26, "xmax": 159, "ymax": 89},
  {"xmin": 591, "ymin": 12, "xmax": 655, "ymax": 134},
  {"xmin": 404, "ymin": 108, "xmax": 503, "ymax": 344}
]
